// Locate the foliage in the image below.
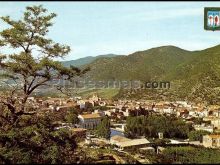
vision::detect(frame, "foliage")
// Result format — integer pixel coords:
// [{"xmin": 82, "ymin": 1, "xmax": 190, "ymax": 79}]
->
[
  {"xmin": 0, "ymin": 5, "xmax": 88, "ymax": 164},
  {"xmin": 0, "ymin": 5, "xmax": 88, "ymax": 125},
  {"xmin": 161, "ymin": 146, "xmax": 220, "ymax": 164},
  {"xmin": 83, "ymin": 44, "xmax": 220, "ymax": 104},
  {"xmin": 65, "ymin": 108, "xmax": 79, "ymax": 124},
  {"xmin": 153, "ymin": 138, "xmax": 171, "ymax": 146},
  {"xmin": 0, "ymin": 114, "xmax": 77, "ymax": 164},
  {"xmin": 192, "ymin": 117, "xmax": 204, "ymax": 125},
  {"xmin": 96, "ymin": 116, "xmax": 111, "ymax": 139},
  {"xmin": 188, "ymin": 130, "xmax": 210, "ymax": 142},
  {"xmin": 124, "ymin": 114, "xmax": 193, "ymax": 139}
]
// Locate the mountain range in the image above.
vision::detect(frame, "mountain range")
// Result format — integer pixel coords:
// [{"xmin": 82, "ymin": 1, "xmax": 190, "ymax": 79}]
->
[
  {"xmin": 63, "ymin": 44, "xmax": 220, "ymax": 104},
  {"xmin": 61, "ymin": 54, "xmax": 117, "ymax": 67}
]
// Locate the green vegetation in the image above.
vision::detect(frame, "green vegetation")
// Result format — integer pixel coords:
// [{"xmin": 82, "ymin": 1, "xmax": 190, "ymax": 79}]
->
[
  {"xmin": 65, "ymin": 108, "xmax": 79, "ymax": 125},
  {"xmin": 77, "ymin": 147, "xmax": 137, "ymax": 164},
  {"xmin": 124, "ymin": 115, "xmax": 193, "ymax": 139},
  {"xmin": 188, "ymin": 130, "xmax": 211, "ymax": 142},
  {"xmin": 0, "ymin": 5, "xmax": 87, "ymax": 164},
  {"xmin": 85, "ymin": 46, "xmax": 190, "ymax": 82},
  {"xmin": 161, "ymin": 146, "xmax": 220, "ymax": 164},
  {"xmin": 0, "ymin": 4, "xmax": 87, "ymax": 125},
  {"xmin": 96, "ymin": 116, "xmax": 111, "ymax": 139},
  {"xmin": 153, "ymin": 138, "xmax": 171, "ymax": 146},
  {"xmin": 79, "ymin": 88, "xmax": 120, "ymax": 99},
  {"xmin": 0, "ymin": 114, "xmax": 77, "ymax": 164},
  {"xmin": 82, "ymin": 45, "xmax": 220, "ymax": 104},
  {"xmin": 140, "ymin": 146, "xmax": 220, "ymax": 164}
]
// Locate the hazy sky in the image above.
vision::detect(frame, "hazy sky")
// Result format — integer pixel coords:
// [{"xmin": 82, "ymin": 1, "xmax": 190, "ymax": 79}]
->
[{"xmin": 0, "ymin": 1, "xmax": 220, "ymax": 60}]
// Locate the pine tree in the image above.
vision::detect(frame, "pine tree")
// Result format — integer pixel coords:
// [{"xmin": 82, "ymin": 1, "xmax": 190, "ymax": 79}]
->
[
  {"xmin": 0, "ymin": 5, "xmax": 88, "ymax": 126},
  {"xmin": 0, "ymin": 5, "xmax": 88, "ymax": 163}
]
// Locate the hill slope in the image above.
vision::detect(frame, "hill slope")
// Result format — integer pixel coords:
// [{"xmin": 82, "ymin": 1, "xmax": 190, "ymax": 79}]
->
[
  {"xmin": 84, "ymin": 46, "xmax": 192, "ymax": 81},
  {"xmin": 82, "ymin": 45, "xmax": 220, "ymax": 104}
]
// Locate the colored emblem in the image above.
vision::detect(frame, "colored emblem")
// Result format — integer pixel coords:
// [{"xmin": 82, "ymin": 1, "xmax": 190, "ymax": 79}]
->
[{"xmin": 204, "ymin": 7, "xmax": 220, "ymax": 31}]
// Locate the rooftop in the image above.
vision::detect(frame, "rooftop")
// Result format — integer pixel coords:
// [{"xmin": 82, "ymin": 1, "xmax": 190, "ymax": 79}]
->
[
  {"xmin": 79, "ymin": 113, "xmax": 102, "ymax": 119},
  {"xmin": 111, "ymin": 135, "xmax": 130, "ymax": 143},
  {"xmin": 208, "ymin": 134, "xmax": 220, "ymax": 139},
  {"xmin": 119, "ymin": 138, "xmax": 150, "ymax": 148}
]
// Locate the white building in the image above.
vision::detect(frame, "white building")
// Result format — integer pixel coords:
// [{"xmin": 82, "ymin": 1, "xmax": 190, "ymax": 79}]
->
[
  {"xmin": 189, "ymin": 110, "xmax": 196, "ymax": 117},
  {"xmin": 99, "ymin": 101, "xmax": 106, "ymax": 106},
  {"xmin": 104, "ymin": 110, "xmax": 112, "ymax": 117},
  {"xmin": 194, "ymin": 124, "xmax": 214, "ymax": 133},
  {"xmin": 77, "ymin": 100, "xmax": 86, "ymax": 109},
  {"xmin": 122, "ymin": 109, "xmax": 130, "ymax": 117},
  {"xmin": 93, "ymin": 109, "xmax": 105, "ymax": 117},
  {"xmin": 213, "ymin": 110, "xmax": 220, "ymax": 118},
  {"xmin": 176, "ymin": 101, "xmax": 188, "ymax": 107},
  {"xmin": 163, "ymin": 107, "xmax": 175, "ymax": 114},
  {"xmin": 89, "ymin": 94, "xmax": 100, "ymax": 102},
  {"xmin": 211, "ymin": 118, "xmax": 220, "ymax": 130},
  {"xmin": 78, "ymin": 114, "xmax": 102, "ymax": 129},
  {"xmin": 203, "ymin": 135, "xmax": 220, "ymax": 148},
  {"xmin": 110, "ymin": 135, "xmax": 150, "ymax": 150}
]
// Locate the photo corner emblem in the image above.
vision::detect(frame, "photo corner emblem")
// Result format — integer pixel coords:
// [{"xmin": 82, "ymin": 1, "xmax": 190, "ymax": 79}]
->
[{"xmin": 204, "ymin": 7, "xmax": 220, "ymax": 31}]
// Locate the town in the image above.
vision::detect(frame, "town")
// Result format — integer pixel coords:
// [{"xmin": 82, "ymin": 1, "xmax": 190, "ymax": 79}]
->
[{"xmin": 23, "ymin": 93, "xmax": 220, "ymax": 163}]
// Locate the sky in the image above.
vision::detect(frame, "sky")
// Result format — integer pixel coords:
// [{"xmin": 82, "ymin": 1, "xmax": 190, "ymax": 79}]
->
[{"xmin": 0, "ymin": 1, "xmax": 220, "ymax": 61}]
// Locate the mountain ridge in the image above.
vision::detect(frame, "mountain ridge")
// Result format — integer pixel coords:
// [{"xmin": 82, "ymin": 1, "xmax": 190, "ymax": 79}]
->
[
  {"xmin": 79, "ymin": 44, "xmax": 220, "ymax": 104},
  {"xmin": 61, "ymin": 54, "xmax": 119, "ymax": 67}
]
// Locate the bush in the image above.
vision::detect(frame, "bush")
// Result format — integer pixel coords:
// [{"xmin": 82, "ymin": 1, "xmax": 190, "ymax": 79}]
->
[
  {"xmin": 161, "ymin": 146, "xmax": 220, "ymax": 164},
  {"xmin": 188, "ymin": 130, "xmax": 210, "ymax": 142}
]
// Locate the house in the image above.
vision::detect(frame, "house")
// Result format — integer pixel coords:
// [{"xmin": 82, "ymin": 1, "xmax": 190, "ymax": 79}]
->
[
  {"xmin": 104, "ymin": 110, "xmax": 113, "ymax": 117},
  {"xmin": 45, "ymin": 98, "xmax": 64, "ymax": 106},
  {"xmin": 203, "ymin": 134, "xmax": 220, "ymax": 148},
  {"xmin": 203, "ymin": 116, "xmax": 216, "ymax": 122},
  {"xmin": 77, "ymin": 100, "xmax": 86, "ymax": 109},
  {"xmin": 56, "ymin": 105, "xmax": 72, "ymax": 111},
  {"xmin": 194, "ymin": 124, "xmax": 214, "ymax": 133},
  {"xmin": 189, "ymin": 110, "xmax": 196, "ymax": 117},
  {"xmin": 176, "ymin": 101, "xmax": 188, "ymax": 107},
  {"xmin": 122, "ymin": 109, "xmax": 130, "ymax": 117},
  {"xmin": 74, "ymin": 96, "xmax": 82, "ymax": 100},
  {"xmin": 211, "ymin": 118, "xmax": 220, "ymax": 130},
  {"xmin": 195, "ymin": 108, "xmax": 207, "ymax": 118},
  {"xmin": 112, "ymin": 124, "xmax": 126, "ymax": 132},
  {"xmin": 213, "ymin": 110, "xmax": 220, "ymax": 117},
  {"xmin": 176, "ymin": 108, "xmax": 189, "ymax": 117},
  {"xmin": 207, "ymin": 105, "xmax": 220, "ymax": 117},
  {"xmin": 163, "ymin": 107, "xmax": 175, "ymax": 114},
  {"xmin": 78, "ymin": 113, "xmax": 102, "ymax": 129},
  {"xmin": 93, "ymin": 109, "xmax": 105, "ymax": 116},
  {"xmin": 89, "ymin": 94, "xmax": 100, "ymax": 102}
]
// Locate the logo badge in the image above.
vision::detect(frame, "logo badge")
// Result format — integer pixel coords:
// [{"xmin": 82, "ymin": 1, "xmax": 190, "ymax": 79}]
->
[{"xmin": 204, "ymin": 7, "xmax": 220, "ymax": 31}]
